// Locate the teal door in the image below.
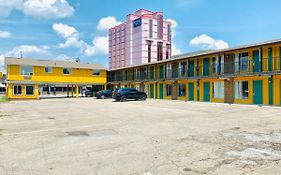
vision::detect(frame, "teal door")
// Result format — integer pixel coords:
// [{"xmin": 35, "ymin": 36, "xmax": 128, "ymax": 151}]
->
[
  {"xmin": 253, "ymin": 80, "xmax": 263, "ymax": 105},
  {"xmin": 268, "ymin": 48, "xmax": 273, "ymax": 72},
  {"xmin": 269, "ymin": 79, "xmax": 273, "ymax": 105},
  {"xmin": 159, "ymin": 84, "xmax": 164, "ymax": 99},
  {"xmin": 203, "ymin": 82, "xmax": 210, "ymax": 102},
  {"xmin": 150, "ymin": 84, "xmax": 154, "ymax": 98},
  {"xmin": 203, "ymin": 58, "xmax": 210, "ymax": 76},
  {"xmin": 253, "ymin": 50, "xmax": 260, "ymax": 72},
  {"xmin": 188, "ymin": 82, "xmax": 194, "ymax": 101},
  {"xmin": 188, "ymin": 60, "xmax": 194, "ymax": 77}
]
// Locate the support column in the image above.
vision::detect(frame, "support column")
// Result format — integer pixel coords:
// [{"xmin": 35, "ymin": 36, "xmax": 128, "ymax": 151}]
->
[
  {"xmin": 76, "ymin": 85, "xmax": 79, "ymax": 98},
  {"xmin": 67, "ymin": 85, "xmax": 69, "ymax": 97},
  {"xmin": 71, "ymin": 85, "xmax": 74, "ymax": 97},
  {"xmin": 104, "ymin": 84, "xmax": 107, "ymax": 90}
]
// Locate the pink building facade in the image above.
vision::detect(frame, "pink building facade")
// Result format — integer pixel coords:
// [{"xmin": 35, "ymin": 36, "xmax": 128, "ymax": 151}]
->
[{"xmin": 109, "ymin": 9, "xmax": 172, "ymax": 70}]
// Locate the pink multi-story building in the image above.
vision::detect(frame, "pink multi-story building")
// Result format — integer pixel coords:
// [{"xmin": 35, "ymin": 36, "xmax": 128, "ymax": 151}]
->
[{"xmin": 109, "ymin": 9, "xmax": 172, "ymax": 70}]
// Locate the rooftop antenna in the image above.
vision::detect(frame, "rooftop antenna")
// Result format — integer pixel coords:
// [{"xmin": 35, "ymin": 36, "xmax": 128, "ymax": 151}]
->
[{"xmin": 20, "ymin": 51, "xmax": 23, "ymax": 58}]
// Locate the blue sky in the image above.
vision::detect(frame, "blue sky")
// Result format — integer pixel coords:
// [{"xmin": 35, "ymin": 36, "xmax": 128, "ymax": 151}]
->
[{"xmin": 1, "ymin": 0, "xmax": 281, "ymax": 72}]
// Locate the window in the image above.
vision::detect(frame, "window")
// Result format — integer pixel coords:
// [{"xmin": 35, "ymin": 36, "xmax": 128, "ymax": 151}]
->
[
  {"xmin": 149, "ymin": 19, "xmax": 153, "ymax": 38},
  {"xmin": 147, "ymin": 41, "xmax": 152, "ymax": 63},
  {"xmin": 235, "ymin": 81, "xmax": 249, "ymax": 99},
  {"xmin": 135, "ymin": 68, "xmax": 140, "ymax": 80},
  {"xmin": 180, "ymin": 62, "xmax": 186, "ymax": 77},
  {"xmin": 93, "ymin": 69, "xmax": 100, "ymax": 76},
  {"xmin": 26, "ymin": 85, "xmax": 34, "ymax": 95},
  {"xmin": 178, "ymin": 84, "xmax": 186, "ymax": 96},
  {"xmin": 166, "ymin": 44, "xmax": 170, "ymax": 59},
  {"xmin": 157, "ymin": 42, "xmax": 163, "ymax": 61},
  {"xmin": 63, "ymin": 68, "xmax": 72, "ymax": 75},
  {"xmin": 13, "ymin": 85, "xmax": 22, "ymax": 95},
  {"xmin": 20, "ymin": 66, "xmax": 33, "ymax": 76},
  {"xmin": 167, "ymin": 24, "xmax": 171, "ymax": 42},
  {"xmin": 166, "ymin": 63, "xmax": 172, "ymax": 78},
  {"xmin": 157, "ymin": 15, "xmax": 163, "ymax": 39},
  {"xmin": 239, "ymin": 52, "xmax": 249, "ymax": 71},
  {"xmin": 212, "ymin": 57, "xmax": 218, "ymax": 74},
  {"xmin": 166, "ymin": 84, "xmax": 172, "ymax": 96},
  {"xmin": 212, "ymin": 82, "xmax": 224, "ymax": 99},
  {"xmin": 45, "ymin": 67, "xmax": 52, "ymax": 73},
  {"xmin": 144, "ymin": 84, "xmax": 149, "ymax": 95}
]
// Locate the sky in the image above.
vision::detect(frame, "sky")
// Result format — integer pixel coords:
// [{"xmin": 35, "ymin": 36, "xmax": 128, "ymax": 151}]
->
[{"xmin": 1, "ymin": 0, "xmax": 281, "ymax": 72}]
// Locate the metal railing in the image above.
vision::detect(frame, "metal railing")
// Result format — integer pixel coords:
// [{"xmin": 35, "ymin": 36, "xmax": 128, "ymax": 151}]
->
[{"xmin": 107, "ymin": 57, "xmax": 281, "ymax": 83}]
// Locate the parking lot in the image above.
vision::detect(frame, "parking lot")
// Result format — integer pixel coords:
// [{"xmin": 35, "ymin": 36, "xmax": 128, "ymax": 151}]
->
[{"xmin": 0, "ymin": 98, "xmax": 281, "ymax": 175}]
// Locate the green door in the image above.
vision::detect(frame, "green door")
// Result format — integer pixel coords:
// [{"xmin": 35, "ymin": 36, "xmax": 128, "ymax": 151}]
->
[
  {"xmin": 253, "ymin": 80, "xmax": 263, "ymax": 105},
  {"xmin": 268, "ymin": 48, "xmax": 273, "ymax": 72},
  {"xmin": 150, "ymin": 84, "xmax": 154, "ymax": 98},
  {"xmin": 269, "ymin": 79, "xmax": 273, "ymax": 105},
  {"xmin": 159, "ymin": 84, "xmax": 164, "ymax": 99},
  {"xmin": 203, "ymin": 82, "xmax": 210, "ymax": 102},
  {"xmin": 203, "ymin": 58, "xmax": 210, "ymax": 76},
  {"xmin": 253, "ymin": 50, "xmax": 260, "ymax": 72},
  {"xmin": 188, "ymin": 60, "xmax": 194, "ymax": 77},
  {"xmin": 188, "ymin": 82, "xmax": 194, "ymax": 101}
]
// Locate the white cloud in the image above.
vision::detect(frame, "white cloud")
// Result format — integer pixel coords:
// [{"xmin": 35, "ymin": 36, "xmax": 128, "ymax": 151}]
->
[
  {"xmin": 52, "ymin": 23, "xmax": 77, "ymax": 38},
  {"xmin": 55, "ymin": 54, "xmax": 71, "ymax": 60},
  {"xmin": 0, "ymin": 30, "xmax": 11, "ymax": 38},
  {"xmin": 0, "ymin": 0, "xmax": 23, "ymax": 17},
  {"xmin": 0, "ymin": 0, "xmax": 74, "ymax": 19},
  {"xmin": 92, "ymin": 36, "xmax": 108, "ymax": 54},
  {"xmin": 97, "ymin": 16, "xmax": 122, "ymax": 31},
  {"xmin": 172, "ymin": 45, "xmax": 182, "ymax": 55},
  {"xmin": 83, "ymin": 36, "xmax": 109, "ymax": 56},
  {"xmin": 53, "ymin": 23, "xmax": 109, "ymax": 56},
  {"xmin": 165, "ymin": 19, "xmax": 182, "ymax": 55},
  {"xmin": 0, "ymin": 45, "xmax": 48, "ymax": 71},
  {"xmin": 22, "ymin": 0, "xmax": 74, "ymax": 19},
  {"xmin": 189, "ymin": 34, "xmax": 229, "ymax": 50}
]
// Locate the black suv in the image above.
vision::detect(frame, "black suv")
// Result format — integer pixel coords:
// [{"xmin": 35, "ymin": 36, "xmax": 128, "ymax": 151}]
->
[{"xmin": 113, "ymin": 88, "xmax": 147, "ymax": 102}]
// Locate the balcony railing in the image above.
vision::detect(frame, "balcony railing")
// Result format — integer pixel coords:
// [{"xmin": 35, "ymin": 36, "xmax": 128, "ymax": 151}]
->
[{"xmin": 107, "ymin": 57, "xmax": 281, "ymax": 83}]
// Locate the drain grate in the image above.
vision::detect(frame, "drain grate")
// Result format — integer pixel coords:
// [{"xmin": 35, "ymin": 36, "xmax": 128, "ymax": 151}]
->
[{"xmin": 66, "ymin": 130, "xmax": 89, "ymax": 136}]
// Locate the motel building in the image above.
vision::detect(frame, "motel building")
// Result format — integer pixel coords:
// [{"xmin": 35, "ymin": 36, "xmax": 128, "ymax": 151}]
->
[
  {"xmin": 107, "ymin": 38, "xmax": 281, "ymax": 106},
  {"xmin": 5, "ymin": 57, "xmax": 107, "ymax": 99}
]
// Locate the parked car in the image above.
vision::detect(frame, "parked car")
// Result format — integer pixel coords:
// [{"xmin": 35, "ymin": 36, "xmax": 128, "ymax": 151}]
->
[
  {"xmin": 85, "ymin": 89, "xmax": 95, "ymax": 97},
  {"xmin": 113, "ymin": 88, "xmax": 147, "ymax": 102},
  {"xmin": 111, "ymin": 88, "xmax": 119, "ymax": 98},
  {"xmin": 96, "ymin": 90, "xmax": 112, "ymax": 99}
]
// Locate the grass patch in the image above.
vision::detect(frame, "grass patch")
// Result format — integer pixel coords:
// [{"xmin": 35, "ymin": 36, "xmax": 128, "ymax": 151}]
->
[{"xmin": 0, "ymin": 96, "xmax": 9, "ymax": 103}]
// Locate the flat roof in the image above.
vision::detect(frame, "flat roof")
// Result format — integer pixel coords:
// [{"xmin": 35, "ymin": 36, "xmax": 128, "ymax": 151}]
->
[
  {"xmin": 110, "ymin": 38, "xmax": 281, "ymax": 71},
  {"xmin": 5, "ymin": 57, "xmax": 106, "ymax": 70}
]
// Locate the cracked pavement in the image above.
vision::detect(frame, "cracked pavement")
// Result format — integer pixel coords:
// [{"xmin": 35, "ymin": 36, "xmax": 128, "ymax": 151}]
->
[{"xmin": 0, "ymin": 98, "xmax": 281, "ymax": 175}]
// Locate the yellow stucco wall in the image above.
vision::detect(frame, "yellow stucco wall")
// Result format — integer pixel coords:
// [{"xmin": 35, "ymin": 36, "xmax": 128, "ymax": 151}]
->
[
  {"xmin": 7, "ymin": 84, "xmax": 39, "ymax": 99},
  {"xmin": 7, "ymin": 65, "xmax": 107, "ymax": 84},
  {"xmin": 233, "ymin": 76, "xmax": 269, "ymax": 105}
]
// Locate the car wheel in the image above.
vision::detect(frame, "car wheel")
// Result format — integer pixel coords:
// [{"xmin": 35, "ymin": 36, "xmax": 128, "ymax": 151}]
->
[
  {"xmin": 141, "ymin": 95, "xmax": 146, "ymax": 101},
  {"xmin": 120, "ymin": 96, "xmax": 127, "ymax": 102},
  {"xmin": 101, "ymin": 95, "xmax": 105, "ymax": 99}
]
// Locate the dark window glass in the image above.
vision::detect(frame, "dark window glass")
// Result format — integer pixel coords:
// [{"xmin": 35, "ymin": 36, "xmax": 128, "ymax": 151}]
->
[
  {"xmin": 13, "ymin": 85, "xmax": 22, "ymax": 95},
  {"xmin": 178, "ymin": 84, "xmax": 186, "ymax": 96},
  {"xmin": 26, "ymin": 85, "xmax": 34, "ymax": 95},
  {"xmin": 242, "ymin": 81, "xmax": 249, "ymax": 98},
  {"xmin": 166, "ymin": 84, "xmax": 172, "ymax": 96}
]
